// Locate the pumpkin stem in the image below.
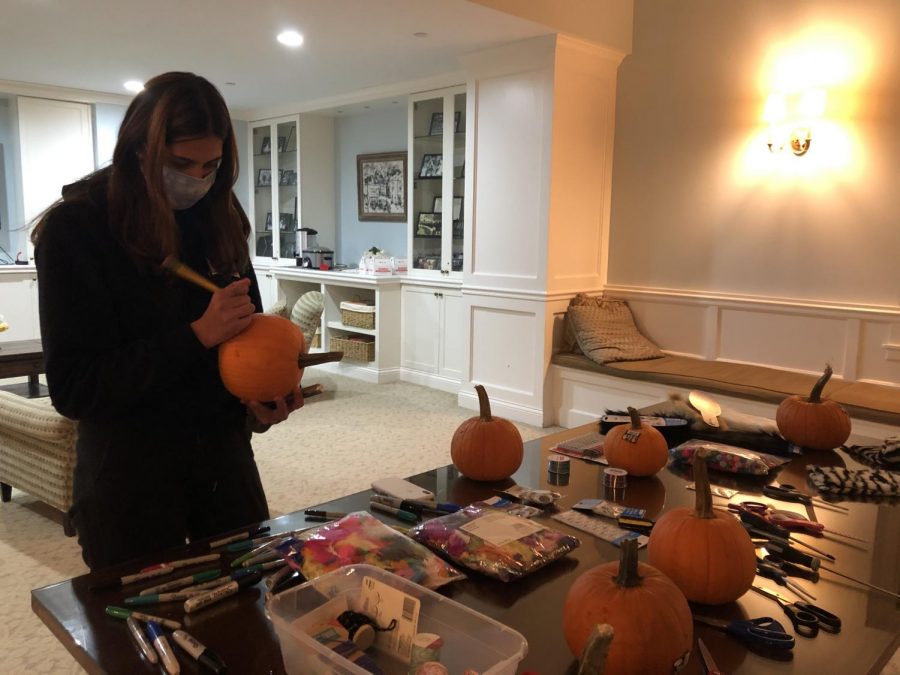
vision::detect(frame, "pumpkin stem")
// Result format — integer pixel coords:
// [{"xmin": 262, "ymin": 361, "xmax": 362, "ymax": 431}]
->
[
  {"xmin": 808, "ymin": 364, "xmax": 833, "ymax": 404},
  {"xmin": 613, "ymin": 538, "xmax": 643, "ymax": 587},
  {"xmin": 577, "ymin": 624, "xmax": 614, "ymax": 675},
  {"xmin": 627, "ymin": 406, "xmax": 642, "ymax": 430},
  {"xmin": 474, "ymin": 384, "xmax": 493, "ymax": 421},
  {"xmin": 693, "ymin": 448, "xmax": 715, "ymax": 519}
]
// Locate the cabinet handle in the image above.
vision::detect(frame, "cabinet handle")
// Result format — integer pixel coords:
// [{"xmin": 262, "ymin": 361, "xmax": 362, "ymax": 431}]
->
[
  {"xmin": 433, "ymin": 292, "xmax": 439, "ymax": 297},
  {"xmin": 437, "ymin": 292, "xmax": 444, "ymax": 298}
]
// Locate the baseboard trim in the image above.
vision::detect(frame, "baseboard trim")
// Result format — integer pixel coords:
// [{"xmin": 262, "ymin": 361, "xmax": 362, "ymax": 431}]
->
[
  {"xmin": 400, "ymin": 370, "xmax": 461, "ymax": 394},
  {"xmin": 457, "ymin": 390, "xmax": 545, "ymax": 427}
]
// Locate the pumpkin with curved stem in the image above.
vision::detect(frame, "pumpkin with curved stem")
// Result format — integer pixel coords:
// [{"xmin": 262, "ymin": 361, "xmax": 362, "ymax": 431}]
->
[
  {"xmin": 648, "ymin": 448, "xmax": 756, "ymax": 604},
  {"xmin": 451, "ymin": 385, "xmax": 523, "ymax": 482},
  {"xmin": 219, "ymin": 314, "xmax": 305, "ymax": 402},
  {"xmin": 602, "ymin": 407, "xmax": 668, "ymax": 476},
  {"xmin": 563, "ymin": 539, "xmax": 692, "ymax": 675},
  {"xmin": 776, "ymin": 364, "xmax": 851, "ymax": 450}
]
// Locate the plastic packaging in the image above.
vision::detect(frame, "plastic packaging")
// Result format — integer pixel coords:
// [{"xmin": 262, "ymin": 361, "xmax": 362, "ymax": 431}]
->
[
  {"xmin": 409, "ymin": 503, "xmax": 580, "ymax": 582},
  {"xmin": 669, "ymin": 440, "xmax": 790, "ymax": 475}
]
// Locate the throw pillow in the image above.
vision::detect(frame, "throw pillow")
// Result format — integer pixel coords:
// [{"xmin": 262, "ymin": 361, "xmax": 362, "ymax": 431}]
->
[
  {"xmin": 290, "ymin": 291, "xmax": 325, "ymax": 350},
  {"xmin": 561, "ymin": 293, "xmax": 605, "ymax": 354},
  {"xmin": 569, "ymin": 300, "xmax": 664, "ymax": 365}
]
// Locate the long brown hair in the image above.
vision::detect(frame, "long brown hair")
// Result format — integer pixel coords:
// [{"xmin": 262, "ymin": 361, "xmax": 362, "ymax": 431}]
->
[{"xmin": 33, "ymin": 71, "xmax": 250, "ymax": 273}]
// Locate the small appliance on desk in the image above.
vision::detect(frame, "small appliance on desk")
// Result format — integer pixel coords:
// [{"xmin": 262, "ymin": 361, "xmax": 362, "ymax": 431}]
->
[{"xmin": 295, "ymin": 228, "xmax": 334, "ymax": 270}]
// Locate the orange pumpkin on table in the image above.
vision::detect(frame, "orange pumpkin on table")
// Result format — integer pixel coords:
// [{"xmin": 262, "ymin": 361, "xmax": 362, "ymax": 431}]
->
[
  {"xmin": 603, "ymin": 407, "xmax": 669, "ymax": 477},
  {"xmin": 776, "ymin": 364, "xmax": 851, "ymax": 450},
  {"xmin": 451, "ymin": 385, "xmax": 523, "ymax": 482},
  {"xmin": 648, "ymin": 448, "xmax": 756, "ymax": 604},
  {"xmin": 563, "ymin": 538, "xmax": 692, "ymax": 674}
]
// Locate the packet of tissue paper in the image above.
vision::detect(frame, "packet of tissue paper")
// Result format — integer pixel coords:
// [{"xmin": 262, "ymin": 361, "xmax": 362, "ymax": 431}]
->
[
  {"xmin": 670, "ymin": 440, "xmax": 791, "ymax": 475},
  {"xmin": 275, "ymin": 511, "xmax": 465, "ymax": 589},
  {"xmin": 409, "ymin": 503, "xmax": 580, "ymax": 581}
]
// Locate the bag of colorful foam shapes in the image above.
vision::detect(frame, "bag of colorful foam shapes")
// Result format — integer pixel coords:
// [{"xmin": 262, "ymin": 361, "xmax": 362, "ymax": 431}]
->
[
  {"xmin": 274, "ymin": 511, "xmax": 465, "ymax": 589},
  {"xmin": 409, "ymin": 501, "xmax": 580, "ymax": 581},
  {"xmin": 669, "ymin": 439, "xmax": 791, "ymax": 475}
]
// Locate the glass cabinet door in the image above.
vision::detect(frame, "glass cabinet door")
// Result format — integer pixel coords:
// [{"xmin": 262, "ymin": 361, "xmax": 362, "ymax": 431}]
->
[
  {"xmin": 450, "ymin": 91, "xmax": 465, "ymax": 273},
  {"xmin": 250, "ymin": 117, "xmax": 299, "ymax": 263},
  {"xmin": 276, "ymin": 120, "xmax": 298, "ymax": 258},
  {"xmin": 252, "ymin": 125, "xmax": 274, "ymax": 258}
]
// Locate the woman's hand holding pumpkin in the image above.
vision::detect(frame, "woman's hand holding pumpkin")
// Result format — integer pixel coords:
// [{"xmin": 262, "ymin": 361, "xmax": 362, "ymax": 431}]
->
[
  {"xmin": 245, "ymin": 385, "xmax": 304, "ymax": 428},
  {"xmin": 191, "ymin": 278, "xmax": 255, "ymax": 348}
]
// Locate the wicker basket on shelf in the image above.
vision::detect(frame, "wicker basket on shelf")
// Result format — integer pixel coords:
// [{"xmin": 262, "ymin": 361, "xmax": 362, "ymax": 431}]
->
[
  {"xmin": 340, "ymin": 300, "xmax": 376, "ymax": 330},
  {"xmin": 330, "ymin": 335, "xmax": 375, "ymax": 362}
]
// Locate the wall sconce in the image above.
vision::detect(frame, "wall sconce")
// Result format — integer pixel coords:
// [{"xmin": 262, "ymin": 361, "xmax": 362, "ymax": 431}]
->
[{"xmin": 764, "ymin": 89, "xmax": 826, "ymax": 156}]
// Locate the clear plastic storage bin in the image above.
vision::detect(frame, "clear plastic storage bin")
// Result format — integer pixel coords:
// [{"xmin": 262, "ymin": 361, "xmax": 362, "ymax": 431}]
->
[{"xmin": 268, "ymin": 564, "xmax": 528, "ymax": 675}]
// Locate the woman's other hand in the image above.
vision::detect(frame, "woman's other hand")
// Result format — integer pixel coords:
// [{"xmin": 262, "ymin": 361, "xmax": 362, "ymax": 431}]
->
[
  {"xmin": 191, "ymin": 278, "xmax": 254, "ymax": 348},
  {"xmin": 245, "ymin": 385, "xmax": 304, "ymax": 428}
]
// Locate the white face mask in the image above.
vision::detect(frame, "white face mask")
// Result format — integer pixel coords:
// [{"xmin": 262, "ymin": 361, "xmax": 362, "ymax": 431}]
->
[{"xmin": 163, "ymin": 165, "xmax": 216, "ymax": 210}]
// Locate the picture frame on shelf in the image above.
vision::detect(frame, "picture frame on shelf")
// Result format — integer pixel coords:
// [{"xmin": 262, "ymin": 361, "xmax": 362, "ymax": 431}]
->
[
  {"xmin": 260, "ymin": 136, "xmax": 271, "ymax": 154},
  {"xmin": 278, "ymin": 213, "xmax": 294, "ymax": 231},
  {"xmin": 416, "ymin": 212, "xmax": 441, "ymax": 236},
  {"xmin": 277, "ymin": 136, "xmax": 288, "ymax": 152},
  {"xmin": 418, "ymin": 153, "xmax": 442, "ymax": 178},
  {"xmin": 257, "ymin": 168, "xmax": 272, "ymax": 187},
  {"xmin": 264, "ymin": 212, "xmax": 273, "ymax": 231},
  {"xmin": 433, "ymin": 196, "xmax": 462, "ymax": 220},
  {"xmin": 280, "ymin": 169, "xmax": 296, "ymax": 186},
  {"xmin": 356, "ymin": 151, "xmax": 407, "ymax": 222},
  {"xmin": 429, "ymin": 111, "xmax": 461, "ymax": 136}
]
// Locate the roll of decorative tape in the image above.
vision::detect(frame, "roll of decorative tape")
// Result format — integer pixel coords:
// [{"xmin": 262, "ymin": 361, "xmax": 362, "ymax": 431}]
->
[
  {"xmin": 603, "ymin": 467, "xmax": 628, "ymax": 489},
  {"xmin": 547, "ymin": 469, "xmax": 570, "ymax": 487},
  {"xmin": 548, "ymin": 454, "xmax": 571, "ymax": 474}
]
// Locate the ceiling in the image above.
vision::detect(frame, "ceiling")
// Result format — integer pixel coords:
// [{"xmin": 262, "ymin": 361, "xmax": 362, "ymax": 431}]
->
[{"xmin": 0, "ymin": 0, "xmax": 551, "ymax": 116}]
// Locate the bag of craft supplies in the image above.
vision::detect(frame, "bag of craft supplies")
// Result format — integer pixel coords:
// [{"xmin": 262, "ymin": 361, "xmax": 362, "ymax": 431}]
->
[
  {"xmin": 275, "ymin": 511, "xmax": 465, "ymax": 590},
  {"xmin": 669, "ymin": 440, "xmax": 790, "ymax": 475},
  {"xmin": 409, "ymin": 502, "xmax": 580, "ymax": 582}
]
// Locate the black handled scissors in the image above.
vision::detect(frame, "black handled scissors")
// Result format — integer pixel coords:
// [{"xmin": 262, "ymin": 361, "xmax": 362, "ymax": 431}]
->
[
  {"xmin": 751, "ymin": 586, "xmax": 842, "ymax": 637},
  {"xmin": 694, "ymin": 615, "xmax": 795, "ymax": 650},
  {"xmin": 762, "ymin": 483, "xmax": 849, "ymax": 513}
]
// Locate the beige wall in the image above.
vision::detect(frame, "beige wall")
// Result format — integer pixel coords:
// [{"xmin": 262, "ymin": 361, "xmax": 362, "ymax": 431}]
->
[{"xmin": 609, "ymin": 0, "xmax": 900, "ymax": 308}]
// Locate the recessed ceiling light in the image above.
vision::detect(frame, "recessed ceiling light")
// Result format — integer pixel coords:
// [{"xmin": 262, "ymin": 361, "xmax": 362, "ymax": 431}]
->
[
  {"xmin": 277, "ymin": 30, "xmax": 304, "ymax": 47},
  {"xmin": 123, "ymin": 80, "xmax": 144, "ymax": 93},
  {"xmin": 413, "ymin": 32, "xmax": 428, "ymax": 38}
]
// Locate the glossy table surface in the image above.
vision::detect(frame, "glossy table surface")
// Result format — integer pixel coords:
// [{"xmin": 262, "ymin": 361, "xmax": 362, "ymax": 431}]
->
[{"xmin": 32, "ymin": 423, "xmax": 900, "ymax": 674}]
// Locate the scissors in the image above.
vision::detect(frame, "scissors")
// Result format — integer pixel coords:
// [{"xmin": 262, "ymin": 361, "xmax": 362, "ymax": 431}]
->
[
  {"xmin": 762, "ymin": 483, "xmax": 849, "ymax": 514},
  {"xmin": 697, "ymin": 638, "xmax": 723, "ymax": 675},
  {"xmin": 694, "ymin": 615, "xmax": 795, "ymax": 650},
  {"xmin": 751, "ymin": 586, "xmax": 842, "ymax": 638}
]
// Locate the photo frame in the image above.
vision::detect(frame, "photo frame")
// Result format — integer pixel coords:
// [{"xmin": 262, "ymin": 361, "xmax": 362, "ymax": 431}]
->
[
  {"xmin": 434, "ymin": 196, "xmax": 462, "ymax": 220},
  {"xmin": 418, "ymin": 153, "xmax": 442, "ymax": 179},
  {"xmin": 278, "ymin": 136, "xmax": 288, "ymax": 152},
  {"xmin": 416, "ymin": 212, "xmax": 441, "ymax": 236},
  {"xmin": 264, "ymin": 212, "xmax": 273, "ymax": 231},
  {"xmin": 357, "ymin": 152, "xmax": 407, "ymax": 221},
  {"xmin": 278, "ymin": 212, "xmax": 294, "ymax": 231},
  {"xmin": 280, "ymin": 169, "xmax": 296, "ymax": 186},
  {"xmin": 429, "ymin": 111, "xmax": 462, "ymax": 136},
  {"xmin": 260, "ymin": 136, "xmax": 271, "ymax": 154},
  {"xmin": 257, "ymin": 168, "xmax": 272, "ymax": 187}
]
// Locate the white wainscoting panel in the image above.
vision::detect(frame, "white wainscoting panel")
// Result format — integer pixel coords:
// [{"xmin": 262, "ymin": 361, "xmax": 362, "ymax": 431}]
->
[
  {"xmin": 470, "ymin": 305, "xmax": 538, "ymax": 397},
  {"xmin": 860, "ymin": 321, "xmax": 900, "ymax": 386}
]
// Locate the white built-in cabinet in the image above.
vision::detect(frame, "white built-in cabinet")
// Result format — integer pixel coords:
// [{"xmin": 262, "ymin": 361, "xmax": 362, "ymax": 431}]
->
[
  {"xmin": 401, "ymin": 283, "xmax": 464, "ymax": 391},
  {"xmin": 0, "ymin": 269, "xmax": 39, "ymax": 342}
]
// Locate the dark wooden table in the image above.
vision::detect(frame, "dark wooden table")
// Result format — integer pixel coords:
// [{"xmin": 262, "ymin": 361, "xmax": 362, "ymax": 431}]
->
[
  {"xmin": 0, "ymin": 338, "xmax": 46, "ymax": 397},
  {"xmin": 32, "ymin": 424, "xmax": 900, "ymax": 674}
]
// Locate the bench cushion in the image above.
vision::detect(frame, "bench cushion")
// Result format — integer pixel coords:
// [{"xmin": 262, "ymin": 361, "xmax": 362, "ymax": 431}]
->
[{"xmin": 551, "ymin": 353, "xmax": 900, "ymax": 425}]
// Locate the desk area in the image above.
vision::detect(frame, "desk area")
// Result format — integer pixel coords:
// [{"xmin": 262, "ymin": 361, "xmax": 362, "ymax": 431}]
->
[{"xmin": 32, "ymin": 424, "xmax": 900, "ymax": 674}]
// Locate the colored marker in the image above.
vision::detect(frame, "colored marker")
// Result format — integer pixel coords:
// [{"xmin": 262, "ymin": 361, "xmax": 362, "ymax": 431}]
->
[
  {"xmin": 182, "ymin": 568, "xmax": 257, "ymax": 593},
  {"xmin": 370, "ymin": 494, "xmax": 458, "ymax": 516},
  {"xmin": 141, "ymin": 553, "xmax": 221, "ymax": 573},
  {"xmin": 106, "ymin": 605, "xmax": 182, "ymax": 630},
  {"xmin": 90, "ymin": 565, "xmax": 174, "ymax": 591},
  {"xmin": 264, "ymin": 564, "xmax": 294, "ymax": 591},
  {"xmin": 126, "ymin": 590, "xmax": 204, "ymax": 605},
  {"xmin": 304, "ymin": 510, "xmax": 348, "ymax": 520},
  {"xmin": 268, "ymin": 570, "xmax": 306, "ymax": 596},
  {"xmin": 126, "ymin": 616, "xmax": 158, "ymax": 664},
  {"xmin": 208, "ymin": 526, "xmax": 270, "ymax": 549},
  {"xmin": 184, "ymin": 571, "xmax": 263, "ymax": 614},
  {"xmin": 139, "ymin": 569, "xmax": 221, "ymax": 596},
  {"xmin": 146, "ymin": 621, "xmax": 180, "ymax": 675},
  {"xmin": 241, "ymin": 550, "xmax": 281, "ymax": 568},
  {"xmin": 172, "ymin": 629, "xmax": 228, "ymax": 674},
  {"xmin": 368, "ymin": 500, "xmax": 419, "ymax": 523}
]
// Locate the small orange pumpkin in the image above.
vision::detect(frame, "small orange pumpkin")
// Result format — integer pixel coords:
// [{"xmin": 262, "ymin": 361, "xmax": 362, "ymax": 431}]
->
[
  {"xmin": 563, "ymin": 538, "xmax": 692, "ymax": 674},
  {"xmin": 219, "ymin": 314, "xmax": 305, "ymax": 402},
  {"xmin": 451, "ymin": 385, "xmax": 523, "ymax": 482},
  {"xmin": 776, "ymin": 364, "xmax": 851, "ymax": 450},
  {"xmin": 603, "ymin": 407, "xmax": 669, "ymax": 476},
  {"xmin": 648, "ymin": 448, "xmax": 756, "ymax": 604}
]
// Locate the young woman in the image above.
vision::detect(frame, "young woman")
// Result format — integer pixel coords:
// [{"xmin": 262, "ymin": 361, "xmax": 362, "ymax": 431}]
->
[{"xmin": 31, "ymin": 72, "xmax": 302, "ymax": 570}]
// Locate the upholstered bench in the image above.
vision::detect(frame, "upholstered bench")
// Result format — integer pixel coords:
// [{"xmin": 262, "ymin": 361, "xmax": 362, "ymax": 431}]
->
[{"xmin": 0, "ymin": 390, "xmax": 76, "ymax": 535}]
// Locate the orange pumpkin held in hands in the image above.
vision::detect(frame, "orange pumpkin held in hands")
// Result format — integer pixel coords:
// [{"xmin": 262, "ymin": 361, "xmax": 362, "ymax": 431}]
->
[
  {"xmin": 603, "ymin": 407, "xmax": 669, "ymax": 476},
  {"xmin": 451, "ymin": 385, "xmax": 523, "ymax": 482},
  {"xmin": 563, "ymin": 538, "xmax": 692, "ymax": 675},
  {"xmin": 776, "ymin": 364, "xmax": 851, "ymax": 450},
  {"xmin": 648, "ymin": 448, "xmax": 756, "ymax": 604},
  {"xmin": 219, "ymin": 314, "xmax": 305, "ymax": 402}
]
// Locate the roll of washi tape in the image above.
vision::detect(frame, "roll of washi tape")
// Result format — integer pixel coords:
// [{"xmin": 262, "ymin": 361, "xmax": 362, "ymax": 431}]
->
[
  {"xmin": 415, "ymin": 663, "xmax": 450, "ymax": 675},
  {"xmin": 548, "ymin": 454, "xmax": 571, "ymax": 474},
  {"xmin": 409, "ymin": 633, "xmax": 444, "ymax": 672},
  {"xmin": 603, "ymin": 467, "xmax": 628, "ymax": 489},
  {"xmin": 547, "ymin": 469, "xmax": 570, "ymax": 487}
]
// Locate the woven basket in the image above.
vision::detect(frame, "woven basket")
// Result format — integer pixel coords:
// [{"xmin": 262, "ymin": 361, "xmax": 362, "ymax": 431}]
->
[
  {"xmin": 340, "ymin": 301, "xmax": 376, "ymax": 330},
  {"xmin": 330, "ymin": 335, "xmax": 375, "ymax": 362}
]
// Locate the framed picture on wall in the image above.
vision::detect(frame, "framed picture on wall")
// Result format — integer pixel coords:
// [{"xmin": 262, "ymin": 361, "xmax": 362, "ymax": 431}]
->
[{"xmin": 357, "ymin": 152, "xmax": 407, "ymax": 221}]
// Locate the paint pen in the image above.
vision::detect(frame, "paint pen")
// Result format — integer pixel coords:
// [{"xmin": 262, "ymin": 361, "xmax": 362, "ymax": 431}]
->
[
  {"xmin": 139, "ymin": 569, "xmax": 221, "ymax": 596},
  {"xmin": 183, "ymin": 568, "xmax": 259, "ymax": 593},
  {"xmin": 126, "ymin": 616, "xmax": 158, "ymax": 664},
  {"xmin": 141, "ymin": 553, "xmax": 221, "ymax": 573},
  {"xmin": 244, "ymin": 558, "xmax": 287, "ymax": 574},
  {"xmin": 208, "ymin": 526, "xmax": 270, "ymax": 549},
  {"xmin": 172, "ymin": 629, "xmax": 227, "ymax": 674},
  {"xmin": 90, "ymin": 565, "xmax": 174, "ymax": 591},
  {"xmin": 264, "ymin": 563, "xmax": 294, "ymax": 591},
  {"xmin": 370, "ymin": 494, "xmax": 457, "ymax": 517},
  {"xmin": 369, "ymin": 500, "xmax": 419, "ymax": 523},
  {"xmin": 241, "ymin": 550, "xmax": 281, "ymax": 568},
  {"xmin": 304, "ymin": 510, "xmax": 348, "ymax": 520},
  {"xmin": 184, "ymin": 571, "xmax": 263, "ymax": 614},
  {"xmin": 146, "ymin": 620, "xmax": 180, "ymax": 675},
  {"xmin": 105, "ymin": 605, "xmax": 181, "ymax": 630},
  {"xmin": 125, "ymin": 590, "xmax": 204, "ymax": 605}
]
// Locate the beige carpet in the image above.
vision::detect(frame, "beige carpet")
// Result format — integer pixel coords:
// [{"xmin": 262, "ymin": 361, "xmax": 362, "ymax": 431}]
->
[{"xmin": 0, "ymin": 373, "xmax": 561, "ymax": 674}]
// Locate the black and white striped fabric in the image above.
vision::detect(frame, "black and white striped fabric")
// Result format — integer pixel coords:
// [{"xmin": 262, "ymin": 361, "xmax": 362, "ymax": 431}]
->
[
  {"xmin": 808, "ymin": 465, "xmax": 900, "ymax": 497},
  {"xmin": 842, "ymin": 437, "xmax": 900, "ymax": 470}
]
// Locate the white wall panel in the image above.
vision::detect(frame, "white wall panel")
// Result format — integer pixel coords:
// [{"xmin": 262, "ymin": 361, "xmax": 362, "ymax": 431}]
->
[
  {"xmin": 859, "ymin": 320, "xmax": 900, "ymax": 386},
  {"xmin": 470, "ymin": 305, "xmax": 538, "ymax": 396},
  {"xmin": 622, "ymin": 297, "xmax": 708, "ymax": 358}
]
